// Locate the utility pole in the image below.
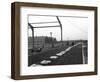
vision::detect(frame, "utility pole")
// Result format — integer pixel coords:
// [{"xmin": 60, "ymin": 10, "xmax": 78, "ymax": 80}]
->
[{"xmin": 50, "ymin": 32, "xmax": 54, "ymax": 48}]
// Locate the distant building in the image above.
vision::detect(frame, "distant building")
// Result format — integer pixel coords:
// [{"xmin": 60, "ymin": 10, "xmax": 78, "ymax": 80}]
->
[{"xmin": 28, "ymin": 36, "xmax": 57, "ymax": 49}]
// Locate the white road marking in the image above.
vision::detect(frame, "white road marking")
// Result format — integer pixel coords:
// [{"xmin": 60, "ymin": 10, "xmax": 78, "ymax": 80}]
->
[
  {"xmin": 40, "ymin": 60, "xmax": 51, "ymax": 64},
  {"xmin": 56, "ymin": 43, "xmax": 81, "ymax": 57},
  {"xmin": 56, "ymin": 51, "xmax": 66, "ymax": 56},
  {"xmin": 65, "ymin": 47, "xmax": 72, "ymax": 52},
  {"xmin": 50, "ymin": 56, "xmax": 58, "ymax": 59},
  {"xmin": 56, "ymin": 52, "xmax": 63, "ymax": 56}
]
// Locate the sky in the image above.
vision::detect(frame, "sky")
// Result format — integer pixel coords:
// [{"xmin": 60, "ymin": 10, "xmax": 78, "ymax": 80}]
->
[{"xmin": 28, "ymin": 15, "xmax": 88, "ymax": 41}]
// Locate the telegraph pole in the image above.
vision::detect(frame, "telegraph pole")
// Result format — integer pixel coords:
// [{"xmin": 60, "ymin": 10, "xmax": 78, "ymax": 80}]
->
[{"xmin": 50, "ymin": 32, "xmax": 54, "ymax": 48}]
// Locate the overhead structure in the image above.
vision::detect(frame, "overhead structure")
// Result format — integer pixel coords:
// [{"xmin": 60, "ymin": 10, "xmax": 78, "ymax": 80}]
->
[{"xmin": 28, "ymin": 16, "xmax": 63, "ymax": 50}]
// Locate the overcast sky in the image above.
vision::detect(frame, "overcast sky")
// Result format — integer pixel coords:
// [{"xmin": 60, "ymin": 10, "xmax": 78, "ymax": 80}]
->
[{"xmin": 28, "ymin": 15, "xmax": 88, "ymax": 41}]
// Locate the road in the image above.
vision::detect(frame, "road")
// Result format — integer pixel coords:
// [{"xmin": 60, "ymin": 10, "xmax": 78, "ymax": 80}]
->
[{"xmin": 29, "ymin": 43, "xmax": 87, "ymax": 67}]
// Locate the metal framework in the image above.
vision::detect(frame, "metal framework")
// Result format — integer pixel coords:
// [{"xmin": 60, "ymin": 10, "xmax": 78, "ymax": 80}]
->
[{"xmin": 28, "ymin": 16, "xmax": 63, "ymax": 49}]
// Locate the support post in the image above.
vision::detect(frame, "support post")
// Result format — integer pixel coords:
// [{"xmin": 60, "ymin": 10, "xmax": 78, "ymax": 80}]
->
[
  {"xmin": 56, "ymin": 16, "xmax": 63, "ymax": 46},
  {"xmin": 28, "ymin": 23, "xmax": 34, "ymax": 52}
]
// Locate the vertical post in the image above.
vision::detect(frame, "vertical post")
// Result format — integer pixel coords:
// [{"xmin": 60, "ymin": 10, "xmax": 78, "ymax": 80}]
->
[
  {"xmin": 56, "ymin": 16, "xmax": 63, "ymax": 46},
  {"xmin": 50, "ymin": 32, "xmax": 54, "ymax": 48},
  {"xmin": 28, "ymin": 23, "xmax": 34, "ymax": 52},
  {"xmin": 32, "ymin": 28, "xmax": 34, "ymax": 51},
  {"xmin": 61, "ymin": 26, "xmax": 62, "ymax": 43}
]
